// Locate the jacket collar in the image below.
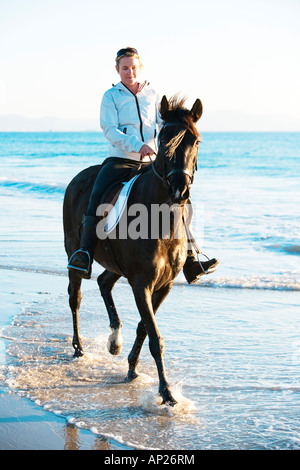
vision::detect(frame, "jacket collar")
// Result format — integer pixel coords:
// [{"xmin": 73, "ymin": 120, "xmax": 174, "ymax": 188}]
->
[{"xmin": 113, "ymin": 80, "xmax": 149, "ymax": 94}]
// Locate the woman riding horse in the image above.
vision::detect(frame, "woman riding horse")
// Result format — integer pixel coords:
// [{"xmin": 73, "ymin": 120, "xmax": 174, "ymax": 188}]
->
[
  {"xmin": 64, "ymin": 90, "xmax": 217, "ymax": 404},
  {"xmin": 67, "ymin": 47, "xmax": 218, "ymax": 281}
]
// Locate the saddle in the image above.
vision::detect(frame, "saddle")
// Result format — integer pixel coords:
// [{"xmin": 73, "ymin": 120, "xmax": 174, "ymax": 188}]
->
[
  {"xmin": 99, "ymin": 174, "xmax": 141, "ymax": 234},
  {"xmin": 96, "ymin": 163, "xmax": 152, "ymax": 234}
]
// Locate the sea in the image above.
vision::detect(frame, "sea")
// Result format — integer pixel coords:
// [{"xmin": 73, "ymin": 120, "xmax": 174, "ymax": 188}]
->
[{"xmin": 0, "ymin": 131, "xmax": 299, "ymax": 450}]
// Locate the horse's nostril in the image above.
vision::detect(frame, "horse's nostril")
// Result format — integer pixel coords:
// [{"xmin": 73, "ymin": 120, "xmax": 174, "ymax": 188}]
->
[
  {"xmin": 172, "ymin": 186, "xmax": 189, "ymax": 203},
  {"xmin": 175, "ymin": 189, "xmax": 181, "ymax": 200}
]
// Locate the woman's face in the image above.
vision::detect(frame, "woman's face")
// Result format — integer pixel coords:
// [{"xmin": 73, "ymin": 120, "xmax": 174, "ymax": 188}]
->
[{"xmin": 116, "ymin": 56, "xmax": 140, "ymax": 88}]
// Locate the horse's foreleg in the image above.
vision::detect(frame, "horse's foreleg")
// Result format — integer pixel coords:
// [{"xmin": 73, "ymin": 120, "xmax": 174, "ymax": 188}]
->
[
  {"xmin": 68, "ymin": 271, "xmax": 83, "ymax": 357},
  {"xmin": 131, "ymin": 283, "xmax": 177, "ymax": 406},
  {"xmin": 97, "ymin": 270, "xmax": 122, "ymax": 355},
  {"xmin": 126, "ymin": 283, "xmax": 173, "ymax": 383}
]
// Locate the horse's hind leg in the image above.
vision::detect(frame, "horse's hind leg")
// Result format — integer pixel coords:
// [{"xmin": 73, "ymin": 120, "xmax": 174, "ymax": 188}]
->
[
  {"xmin": 126, "ymin": 283, "xmax": 173, "ymax": 383},
  {"xmin": 126, "ymin": 320, "xmax": 147, "ymax": 382},
  {"xmin": 68, "ymin": 270, "xmax": 83, "ymax": 357},
  {"xmin": 97, "ymin": 270, "xmax": 122, "ymax": 355}
]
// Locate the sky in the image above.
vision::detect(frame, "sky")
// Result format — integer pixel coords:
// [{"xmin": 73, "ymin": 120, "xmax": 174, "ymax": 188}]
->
[{"xmin": 1, "ymin": 0, "xmax": 300, "ymax": 131}]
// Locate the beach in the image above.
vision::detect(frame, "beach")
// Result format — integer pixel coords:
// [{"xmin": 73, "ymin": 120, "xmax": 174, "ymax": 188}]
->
[
  {"xmin": 0, "ymin": 269, "xmax": 92, "ymax": 450},
  {"xmin": 1, "ymin": 268, "xmax": 299, "ymax": 451},
  {"xmin": 0, "ymin": 268, "xmax": 130, "ymax": 450},
  {"xmin": 0, "ymin": 131, "xmax": 299, "ymax": 450}
]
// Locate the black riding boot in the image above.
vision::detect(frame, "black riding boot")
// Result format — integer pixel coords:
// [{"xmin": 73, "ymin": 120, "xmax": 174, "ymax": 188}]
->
[
  {"xmin": 67, "ymin": 215, "xmax": 98, "ymax": 279},
  {"xmin": 183, "ymin": 250, "xmax": 219, "ymax": 284}
]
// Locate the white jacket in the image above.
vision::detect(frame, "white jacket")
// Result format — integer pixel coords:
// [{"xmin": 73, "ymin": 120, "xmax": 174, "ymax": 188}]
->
[{"xmin": 100, "ymin": 81, "xmax": 163, "ymax": 162}]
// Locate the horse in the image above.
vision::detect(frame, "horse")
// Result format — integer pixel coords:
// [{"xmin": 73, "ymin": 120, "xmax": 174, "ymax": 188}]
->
[{"xmin": 63, "ymin": 95, "xmax": 203, "ymax": 405}]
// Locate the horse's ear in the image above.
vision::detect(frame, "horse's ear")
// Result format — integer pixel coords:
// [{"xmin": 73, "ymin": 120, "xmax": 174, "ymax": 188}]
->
[
  {"xmin": 160, "ymin": 95, "xmax": 170, "ymax": 120},
  {"xmin": 190, "ymin": 98, "xmax": 203, "ymax": 122}
]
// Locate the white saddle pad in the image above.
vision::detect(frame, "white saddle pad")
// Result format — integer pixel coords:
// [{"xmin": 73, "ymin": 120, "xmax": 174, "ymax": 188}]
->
[{"xmin": 104, "ymin": 174, "xmax": 140, "ymax": 234}]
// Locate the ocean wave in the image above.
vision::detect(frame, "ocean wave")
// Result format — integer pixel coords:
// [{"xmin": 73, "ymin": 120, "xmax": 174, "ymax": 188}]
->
[
  {"xmin": 266, "ymin": 243, "xmax": 300, "ymax": 256},
  {"xmin": 196, "ymin": 274, "xmax": 300, "ymax": 291},
  {"xmin": 0, "ymin": 264, "xmax": 67, "ymax": 277},
  {"xmin": 0, "ymin": 177, "xmax": 66, "ymax": 197},
  {"xmin": 0, "ymin": 264, "xmax": 299, "ymax": 291}
]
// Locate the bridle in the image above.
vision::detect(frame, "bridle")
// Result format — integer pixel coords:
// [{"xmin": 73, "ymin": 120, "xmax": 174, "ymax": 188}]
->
[
  {"xmin": 150, "ymin": 152, "xmax": 196, "ymax": 188},
  {"xmin": 166, "ymin": 167, "xmax": 195, "ymax": 183},
  {"xmin": 149, "ymin": 123, "xmax": 198, "ymax": 187}
]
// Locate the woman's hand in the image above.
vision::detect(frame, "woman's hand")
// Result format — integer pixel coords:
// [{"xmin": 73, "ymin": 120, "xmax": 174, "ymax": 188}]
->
[{"xmin": 139, "ymin": 144, "xmax": 155, "ymax": 158}]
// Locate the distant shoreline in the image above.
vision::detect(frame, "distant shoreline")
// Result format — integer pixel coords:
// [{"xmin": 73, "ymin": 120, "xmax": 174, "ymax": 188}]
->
[
  {"xmin": 1, "ymin": 112, "xmax": 300, "ymax": 133},
  {"xmin": 1, "ymin": 130, "xmax": 300, "ymax": 134}
]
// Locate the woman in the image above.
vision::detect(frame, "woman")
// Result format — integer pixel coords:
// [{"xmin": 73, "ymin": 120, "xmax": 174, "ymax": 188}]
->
[{"xmin": 68, "ymin": 47, "xmax": 218, "ymax": 282}]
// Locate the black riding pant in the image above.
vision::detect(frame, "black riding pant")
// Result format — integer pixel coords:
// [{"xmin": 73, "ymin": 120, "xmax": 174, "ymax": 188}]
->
[{"xmin": 86, "ymin": 157, "xmax": 149, "ymax": 217}]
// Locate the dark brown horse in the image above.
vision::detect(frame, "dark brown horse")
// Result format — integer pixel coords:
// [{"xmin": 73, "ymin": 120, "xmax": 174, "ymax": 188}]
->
[{"xmin": 63, "ymin": 96, "xmax": 202, "ymax": 405}]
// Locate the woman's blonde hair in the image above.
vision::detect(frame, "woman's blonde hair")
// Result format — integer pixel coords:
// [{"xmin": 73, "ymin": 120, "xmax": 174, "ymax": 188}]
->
[{"xmin": 115, "ymin": 47, "xmax": 142, "ymax": 69}]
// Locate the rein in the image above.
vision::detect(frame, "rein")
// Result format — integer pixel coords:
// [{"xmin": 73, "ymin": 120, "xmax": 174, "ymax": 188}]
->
[
  {"xmin": 149, "ymin": 152, "xmax": 166, "ymax": 184},
  {"xmin": 150, "ymin": 149, "xmax": 206, "ymax": 269}
]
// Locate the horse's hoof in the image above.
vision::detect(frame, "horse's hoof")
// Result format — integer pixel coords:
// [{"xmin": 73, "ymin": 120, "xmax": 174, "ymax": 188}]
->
[
  {"xmin": 108, "ymin": 342, "xmax": 122, "ymax": 356},
  {"xmin": 125, "ymin": 370, "xmax": 138, "ymax": 383},
  {"xmin": 107, "ymin": 328, "xmax": 122, "ymax": 356},
  {"xmin": 160, "ymin": 387, "xmax": 177, "ymax": 406},
  {"xmin": 73, "ymin": 348, "xmax": 84, "ymax": 358},
  {"xmin": 162, "ymin": 397, "xmax": 177, "ymax": 407}
]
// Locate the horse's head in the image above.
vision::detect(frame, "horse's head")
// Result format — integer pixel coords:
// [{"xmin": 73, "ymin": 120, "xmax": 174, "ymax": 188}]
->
[{"xmin": 156, "ymin": 95, "xmax": 202, "ymax": 205}]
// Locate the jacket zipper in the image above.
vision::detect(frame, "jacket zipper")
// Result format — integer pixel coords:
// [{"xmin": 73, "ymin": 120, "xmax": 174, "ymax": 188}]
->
[
  {"xmin": 134, "ymin": 95, "xmax": 145, "ymax": 142},
  {"xmin": 121, "ymin": 82, "xmax": 144, "ymax": 142}
]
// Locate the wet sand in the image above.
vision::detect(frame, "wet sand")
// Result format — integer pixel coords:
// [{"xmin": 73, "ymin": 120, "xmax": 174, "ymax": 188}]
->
[
  {"xmin": 0, "ymin": 268, "xmax": 124, "ymax": 451},
  {"xmin": 0, "ymin": 388, "xmax": 105, "ymax": 450}
]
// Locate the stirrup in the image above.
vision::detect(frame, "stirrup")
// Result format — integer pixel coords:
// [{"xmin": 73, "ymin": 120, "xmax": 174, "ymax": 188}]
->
[
  {"xmin": 197, "ymin": 252, "xmax": 219, "ymax": 275},
  {"xmin": 184, "ymin": 218, "xmax": 218, "ymax": 274},
  {"xmin": 67, "ymin": 249, "xmax": 91, "ymax": 274}
]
